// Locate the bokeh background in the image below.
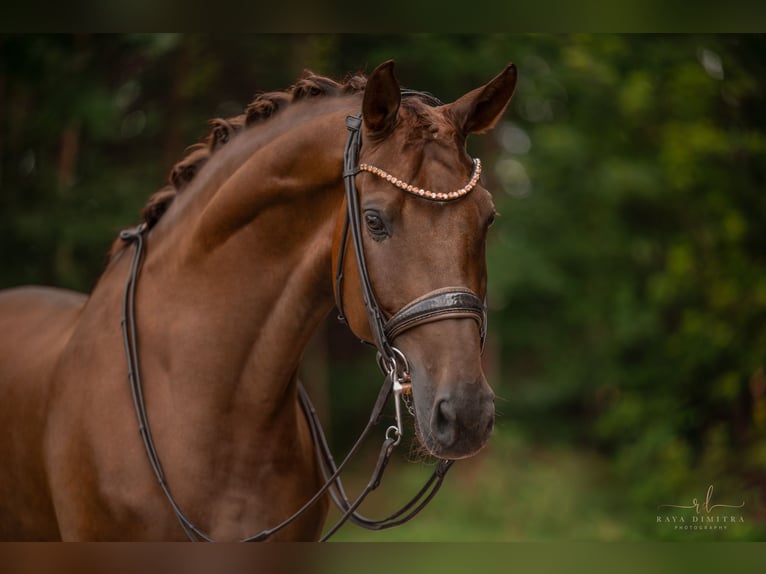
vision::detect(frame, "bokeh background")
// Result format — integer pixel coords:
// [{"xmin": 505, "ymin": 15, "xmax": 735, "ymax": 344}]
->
[{"xmin": 1, "ymin": 34, "xmax": 764, "ymax": 541}]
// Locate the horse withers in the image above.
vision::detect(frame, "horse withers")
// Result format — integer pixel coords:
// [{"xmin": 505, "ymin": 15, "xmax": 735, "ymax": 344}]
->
[{"xmin": 0, "ymin": 60, "xmax": 517, "ymax": 540}]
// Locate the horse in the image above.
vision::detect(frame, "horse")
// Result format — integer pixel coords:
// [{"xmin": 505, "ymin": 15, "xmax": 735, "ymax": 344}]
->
[{"xmin": 0, "ymin": 60, "xmax": 517, "ymax": 541}]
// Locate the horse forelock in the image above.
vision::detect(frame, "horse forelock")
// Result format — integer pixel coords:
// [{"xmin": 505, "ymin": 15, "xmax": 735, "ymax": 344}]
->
[{"xmin": 399, "ymin": 97, "xmax": 451, "ymax": 145}]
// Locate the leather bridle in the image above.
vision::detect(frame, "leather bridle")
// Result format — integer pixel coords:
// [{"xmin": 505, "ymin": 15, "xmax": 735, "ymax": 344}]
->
[
  {"xmin": 335, "ymin": 113, "xmax": 487, "ymax": 377},
  {"xmin": 118, "ymin": 101, "xmax": 488, "ymax": 542}
]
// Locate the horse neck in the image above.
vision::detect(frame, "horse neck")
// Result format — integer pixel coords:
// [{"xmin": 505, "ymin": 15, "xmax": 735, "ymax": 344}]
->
[{"xmin": 127, "ymin": 102, "xmax": 354, "ymax": 431}]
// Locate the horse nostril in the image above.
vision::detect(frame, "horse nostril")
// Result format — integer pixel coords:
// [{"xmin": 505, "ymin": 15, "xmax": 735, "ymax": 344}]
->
[
  {"xmin": 432, "ymin": 398, "xmax": 457, "ymax": 444},
  {"xmin": 484, "ymin": 416, "xmax": 494, "ymax": 439}
]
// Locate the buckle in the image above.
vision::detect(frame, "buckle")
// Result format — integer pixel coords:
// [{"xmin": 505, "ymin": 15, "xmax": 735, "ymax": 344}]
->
[{"xmin": 345, "ymin": 114, "xmax": 362, "ymax": 131}]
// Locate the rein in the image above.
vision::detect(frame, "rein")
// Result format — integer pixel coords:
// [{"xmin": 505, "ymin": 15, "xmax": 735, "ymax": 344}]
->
[
  {"xmin": 118, "ymin": 105, "xmax": 486, "ymax": 542},
  {"xmin": 120, "ymin": 223, "xmax": 449, "ymax": 542}
]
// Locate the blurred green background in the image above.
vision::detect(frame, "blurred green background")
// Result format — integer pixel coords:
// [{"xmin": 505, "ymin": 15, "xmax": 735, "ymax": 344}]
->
[{"xmin": 1, "ymin": 34, "xmax": 764, "ymax": 541}]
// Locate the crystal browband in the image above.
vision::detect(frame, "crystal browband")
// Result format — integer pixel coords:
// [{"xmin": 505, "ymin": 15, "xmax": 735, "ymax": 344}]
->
[{"xmin": 358, "ymin": 158, "xmax": 481, "ymax": 201}]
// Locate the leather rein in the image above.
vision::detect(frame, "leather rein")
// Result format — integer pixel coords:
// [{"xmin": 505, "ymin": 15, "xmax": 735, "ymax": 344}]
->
[{"xmin": 118, "ymin": 104, "xmax": 487, "ymax": 542}]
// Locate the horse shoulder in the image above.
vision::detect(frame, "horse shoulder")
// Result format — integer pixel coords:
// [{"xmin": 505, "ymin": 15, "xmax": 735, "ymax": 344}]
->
[
  {"xmin": 0, "ymin": 285, "xmax": 86, "ymax": 441},
  {"xmin": 0, "ymin": 285, "xmax": 86, "ymax": 539},
  {"xmin": 0, "ymin": 285, "xmax": 86, "ymax": 427}
]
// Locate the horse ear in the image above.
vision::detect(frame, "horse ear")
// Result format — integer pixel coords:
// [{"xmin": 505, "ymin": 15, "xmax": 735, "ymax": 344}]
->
[
  {"xmin": 446, "ymin": 63, "xmax": 518, "ymax": 135},
  {"xmin": 362, "ymin": 60, "xmax": 401, "ymax": 135}
]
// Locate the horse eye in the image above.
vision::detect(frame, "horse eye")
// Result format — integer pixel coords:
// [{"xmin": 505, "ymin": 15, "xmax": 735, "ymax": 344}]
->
[{"xmin": 364, "ymin": 212, "xmax": 388, "ymax": 238}]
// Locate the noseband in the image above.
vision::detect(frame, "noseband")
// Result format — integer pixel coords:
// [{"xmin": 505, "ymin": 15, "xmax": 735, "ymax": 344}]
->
[{"xmin": 335, "ymin": 114, "xmax": 488, "ymax": 382}]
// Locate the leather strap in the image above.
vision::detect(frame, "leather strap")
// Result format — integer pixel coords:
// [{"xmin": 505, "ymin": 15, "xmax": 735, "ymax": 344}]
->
[
  {"xmin": 384, "ymin": 287, "xmax": 485, "ymax": 342},
  {"xmin": 341, "ymin": 114, "xmax": 397, "ymax": 366}
]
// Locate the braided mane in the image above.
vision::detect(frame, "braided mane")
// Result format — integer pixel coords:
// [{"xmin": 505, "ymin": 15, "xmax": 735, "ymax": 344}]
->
[{"xmin": 139, "ymin": 70, "xmax": 368, "ymax": 229}]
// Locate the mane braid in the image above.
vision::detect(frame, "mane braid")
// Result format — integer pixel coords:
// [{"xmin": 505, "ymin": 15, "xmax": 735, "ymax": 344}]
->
[
  {"xmin": 98, "ymin": 68, "xmax": 449, "ymax": 280},
  {"xmin": 133, "ymin": 70, "xmax": 369, "ymax": 236}
]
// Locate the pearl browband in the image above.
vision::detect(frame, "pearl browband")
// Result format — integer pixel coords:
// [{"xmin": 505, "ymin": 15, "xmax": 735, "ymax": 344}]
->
[{"xmin": 359, "ymin": 158, "xmax": 482, "ymax": 201}]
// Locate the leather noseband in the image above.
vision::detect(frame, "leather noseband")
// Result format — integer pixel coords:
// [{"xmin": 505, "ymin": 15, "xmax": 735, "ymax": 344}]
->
[{"xmin": 384, "ymin": 287, "xmax": 485, "ymax": 344}]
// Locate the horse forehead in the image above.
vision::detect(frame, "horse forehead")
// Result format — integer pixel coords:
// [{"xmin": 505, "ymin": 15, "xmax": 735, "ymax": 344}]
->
[
  {"xmin": 394, "ymin": 202, "xmax": 485, "ymax": 284},
  {"xmin": 403, "ymin": 192, "xmax": 487, "ymax": 240}
]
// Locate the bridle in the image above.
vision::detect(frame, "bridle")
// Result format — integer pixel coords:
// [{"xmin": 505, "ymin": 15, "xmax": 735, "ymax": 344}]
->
[
  {"xmin": 335, "ymin": 112, "xmax": 487, "ymax": 375},
  {"xmin": 118, "ymin": 98, "xmax": 488, "ymax": 542}
]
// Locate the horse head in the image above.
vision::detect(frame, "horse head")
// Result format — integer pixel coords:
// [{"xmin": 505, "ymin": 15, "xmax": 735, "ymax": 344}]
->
[{"xmin": 334, "ymin": 60, "xmax": 517, "ymax": 460}]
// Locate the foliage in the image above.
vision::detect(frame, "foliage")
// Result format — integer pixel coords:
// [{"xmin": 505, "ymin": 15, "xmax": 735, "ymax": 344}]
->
[
  {"xmin": 483, "ymin": 35, "xmax": 766, "ymax": 535},
  {"xmin": 1, "ymin": 34, "xmax": 764, "ymax": 540}
]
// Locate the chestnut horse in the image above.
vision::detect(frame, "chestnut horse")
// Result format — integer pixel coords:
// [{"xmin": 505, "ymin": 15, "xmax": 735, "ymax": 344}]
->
[{"xmin": 0, "ymin": 60, "xmax": 517, "ymax": 541}]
